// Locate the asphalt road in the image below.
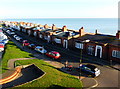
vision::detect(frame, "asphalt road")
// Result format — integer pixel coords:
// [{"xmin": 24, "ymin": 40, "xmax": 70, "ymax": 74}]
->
[
  {"xmin": 94, "ymin": 65, "xmax": 119, "ymax": 88},
  {"xmin": 3, "ymin": 29, "xmax": 120, "ymax": 88}
]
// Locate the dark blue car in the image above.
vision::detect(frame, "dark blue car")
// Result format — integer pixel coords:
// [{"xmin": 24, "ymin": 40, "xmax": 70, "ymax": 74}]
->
[{"xmin": 77, "ymin": 64, "xmax": 100, "ymax": 77}]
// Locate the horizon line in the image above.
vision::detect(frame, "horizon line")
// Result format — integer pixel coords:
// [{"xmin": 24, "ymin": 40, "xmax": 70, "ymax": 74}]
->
[{"xmin": 0, "ymin": 17, "xmax": 118, "ymax": 19}]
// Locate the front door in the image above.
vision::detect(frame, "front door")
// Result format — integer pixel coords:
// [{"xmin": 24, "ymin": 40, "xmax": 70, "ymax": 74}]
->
[
  {"xmin": 97, "ymin": 49, "xmax": 100, "ymax": 58},
  {"xmin": 95, "ymin": 45, "xmax": 102, "ymax": 58},
  {"xmin": 47, "ymin": 35, "xmax": 50, "ymax": 42},
  {"xmin": 63, "ymin": 40, "xmax": 68, "ymax": 49},
  {"xmin": 28, "ymin": 30, "xmax": 31, "ymax": 35}
]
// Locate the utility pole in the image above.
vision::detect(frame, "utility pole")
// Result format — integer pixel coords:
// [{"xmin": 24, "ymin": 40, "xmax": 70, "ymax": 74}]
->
[{"xmin": 79, "ymin": 45, "xmax": 82, "ymax": 80}]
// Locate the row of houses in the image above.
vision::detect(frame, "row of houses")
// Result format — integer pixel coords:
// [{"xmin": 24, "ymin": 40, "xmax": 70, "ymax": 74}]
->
[{"xmin": 1, "ymin": 21, "xmax": 120, "ymax": 63}]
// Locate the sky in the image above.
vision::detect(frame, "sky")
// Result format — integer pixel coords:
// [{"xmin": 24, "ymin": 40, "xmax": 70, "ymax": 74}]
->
[{"xmin": 0, "ymin": 0, "xmax": 119, "ymax": 19}]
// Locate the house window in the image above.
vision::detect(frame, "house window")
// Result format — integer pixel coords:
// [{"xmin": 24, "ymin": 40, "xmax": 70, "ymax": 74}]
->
[
  {"xmin": 75, "ymin": 42, "xmax": 83, "ymax": 49},
  {"xmin": 54, "ymin": 38, "xmax": 61, "ymax": 44},
  {"xmin": 87, "ymin": 45, "xmax": 94, "ymax": 55},
  {"xmin": 112, "ymin": 50, "xmax": 120, "ymax": 59}
]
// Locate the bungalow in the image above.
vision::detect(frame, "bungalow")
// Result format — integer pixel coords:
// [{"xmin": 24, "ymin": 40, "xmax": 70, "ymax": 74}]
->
[
  {"xmin": 108, "ymin": 30, "xmax": 120, "ymax": 62},
  {"xmin": 30, "ymin": 24, "xmax": 44, "ymax": 37},
  {"xmin": 73, "ymin": 29, "xmax": 120, "ymax": 62},
  {"xmin": 52, "ymin": 26, "xmax": 82, "ymax": 49},
  {"xmin": 20, "ymin": 22, "xmax": 35, "ymax": 33},
  {"xmin": 37, "ymin": 24, "xmax": 61, "ymax": 43}
]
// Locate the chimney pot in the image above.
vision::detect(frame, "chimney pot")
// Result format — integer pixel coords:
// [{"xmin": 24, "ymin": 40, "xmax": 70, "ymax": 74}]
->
[
  {"xmin": 52, "ymin": 24, "xmax": 56, "ymax": 30},
  {"xmin": 62, "ymin": 25, "xmax": 67, "ymax": 32},
  {"xmin": 79, "ymin": 27, "xmax": 84, "ymax": 36},
  {"xmin": 44, "ymin": 24, "xmax": 49, "ymax": 29},
  {"xmin": 116, "ymin": 30, "xmax": 120, "ymax": 39}
]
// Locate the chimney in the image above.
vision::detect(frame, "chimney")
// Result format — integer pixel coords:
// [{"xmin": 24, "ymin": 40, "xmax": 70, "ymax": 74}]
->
[
  {"xmin": 95, "ymin": 29, "xmax": 98, "ymax": 34},
  {"xmin": 79, "ymin": 27, "xmax": 84, "ymax": 36},
  {"xmin": 116, "ymin": 30, "xmax": 120, "ymax": 39},
  {"xmin": 44, "ymin": 24, "xmax": 49, "ymax": 29},
  {"xmin": 52, "ymin": 24, "xmax": 56, "ymax": 30},
  {"xmin": 62, "ymin": 25, "xmax": 67, "ymax": 32}
]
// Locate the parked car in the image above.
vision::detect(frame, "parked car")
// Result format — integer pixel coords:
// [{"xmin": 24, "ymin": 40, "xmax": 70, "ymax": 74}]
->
[
  {"xmin": 10, "ymin": 31, "xmax": 15, "ymax": 35},
  {"xmin": 0, "ymin": 42, "xmax": 6, "ymax": 46},
  {"xmin": 77, "ymin": 64, "xmax": 100, "ymax": 77},
  {"xmin": 6, "ymin": 30, "xmax": 11, "ymax": 34},
  {"xmin": 0, "ymin": 44, "xmax": 4, "ymax": 52},
  {"xmin": 15, "ymin": 36, "xmax": 22, "ymax": 41},
  {"xmin": 13, "ymin": 35, "xmax": 18, "ymax": 38},
  {"xmin": 22, "ymin": 40, "xmax": 30, "ymax": 46},
  {"xmin": 19, "ymin": 38, "xmax": 23, "ymax": 43},
  {"xmin": 2, "ymin": 39, "xmax": 9, "ymax": 44},
  {"xmin": 35, "ymin": 46, "xmax": 47, "ymax": 54},
  {"xmin": 45, "ymin": 51, "xmax": 61, "ymax": 59},
  {"xmin": 28, "ymin": 44, "xmax": 36, "ymax": 49}
]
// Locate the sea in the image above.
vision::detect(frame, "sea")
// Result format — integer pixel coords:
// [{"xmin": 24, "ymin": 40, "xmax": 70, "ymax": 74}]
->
[{"xmin": 0, "ymin": 18, "xmax": 118, "ymax": 36}]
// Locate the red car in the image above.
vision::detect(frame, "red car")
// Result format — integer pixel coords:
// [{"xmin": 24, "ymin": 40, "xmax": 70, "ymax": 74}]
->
[
  {"xmin": 22, "ymin": 40, "xmax": 30, "ymax": 46},
  {"xmin": 45, "ymin": 51, "xmax": 61, "ymax": 59}
]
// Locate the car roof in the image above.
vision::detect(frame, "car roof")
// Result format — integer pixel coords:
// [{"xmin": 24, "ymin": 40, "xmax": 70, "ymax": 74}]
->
[
  {"xmin": 30, "ymin": 44, "xmax": 35, "ymax": 45},
  {"xmin": 36, "ymin": 46, "xmax": 43, "ymax": 48},
  {"xmin": 51, "ymin": 51, "xmax": 59, "ymax": 54},
  {"xmin": 0, "ymin": 44, "xmax": 4, "ymax": 47},
  {"xmin": 85, "ymin": 64, "xmax": 97, "ymax": 69}
]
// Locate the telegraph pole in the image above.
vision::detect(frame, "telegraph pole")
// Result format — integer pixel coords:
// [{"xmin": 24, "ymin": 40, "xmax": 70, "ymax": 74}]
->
[{"xmin": 79, "ymin": 46, "xmax": 82, "ymax": 80}]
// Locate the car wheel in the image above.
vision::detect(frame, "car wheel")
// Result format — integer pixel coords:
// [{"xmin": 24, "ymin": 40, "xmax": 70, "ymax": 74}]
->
[{"xmin": 91, "ymin": 75, "xmax": 95, "ymax": 78}]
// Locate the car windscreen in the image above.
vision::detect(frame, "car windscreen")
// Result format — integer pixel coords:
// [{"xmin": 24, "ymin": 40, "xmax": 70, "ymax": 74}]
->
[{"xmin": 55, "ymin": 53, "xmax": 60, "ymax": 56}]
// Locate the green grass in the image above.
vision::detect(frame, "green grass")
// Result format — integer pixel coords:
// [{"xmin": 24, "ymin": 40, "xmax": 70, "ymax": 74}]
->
[
  {"xmin": 14, "ymin": 59, "xmax": 82, "ymax": 88},
  {"xmin": 1, "ymin": 41, "xmax": 83, "ymax": 88},
  {"xmin": 1, "ymin": 41, "xmax": 33, "ymax": 73}
]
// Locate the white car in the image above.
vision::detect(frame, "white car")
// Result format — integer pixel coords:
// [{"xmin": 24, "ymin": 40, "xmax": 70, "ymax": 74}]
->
[
  {"xmin": 10, "ymin": 32, "xmax": 15, "ymax": 35},
  {"xmin": 35, "ymin": 46, "xmax": 47, "ymax": 54},
  {"xmin": 13, "ymin": 35, "xmax": 18, "ymax": 38},
  {"xmin": 2, "ymin": 39, "xmax": 9, "ymax": 44},
  {"xmin": 0, "ymin": 44, "xmax": 4, "ymax": 52},
  {"xmin": 15, "ymin": 36, "xmax": 22, "ymax": 41},
  {"xmin": 6, "ymin": 30, "xmax": 11, "ymax": 34}
]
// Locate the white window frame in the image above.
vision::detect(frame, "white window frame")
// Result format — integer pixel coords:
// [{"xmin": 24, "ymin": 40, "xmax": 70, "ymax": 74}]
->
[
  {"xmin": 95, "ymin": 45, "xmax": 102, "ymax": 58},
  {"xmin": 47, "ymin": 35, "xmax": 50, "ymax": 42},
  {"xmin": 54, "ymin": 38, "xmax": 61, "ymax": 44},
  {"xmin": 75, "ymin": 42, "xmax": 83, "ymax": 49},
  {"xmin": 112, "ymin": 50, "xmax": 120, "ymax": 59},
  {"xmin": 88, "ymin": 45, "xmax": 94, "ymax": 55}
]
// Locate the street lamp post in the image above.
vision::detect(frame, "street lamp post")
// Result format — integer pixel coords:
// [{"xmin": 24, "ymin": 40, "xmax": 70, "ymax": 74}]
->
[{"xmin": 79, "ymin": 44, "xmax": 83, "ymax": 80}]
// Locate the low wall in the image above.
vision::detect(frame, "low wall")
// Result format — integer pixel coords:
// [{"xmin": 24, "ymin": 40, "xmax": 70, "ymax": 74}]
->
[{"xmin": 0, "ymin": 67, "xmax": 21, "ymax": 85}]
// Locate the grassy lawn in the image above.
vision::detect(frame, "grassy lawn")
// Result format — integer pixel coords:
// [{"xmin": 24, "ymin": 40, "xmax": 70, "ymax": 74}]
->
[
  {"xmin": 1, "ymin": 41, "xmax": 83, "ymax": 88},
  {"xmin": 15, "ymin": 59, "xmax": 82, "ymax": 88},
  {"xmin": 1, "ymin": 41, "xmax": 33, "ymax": 73}
]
